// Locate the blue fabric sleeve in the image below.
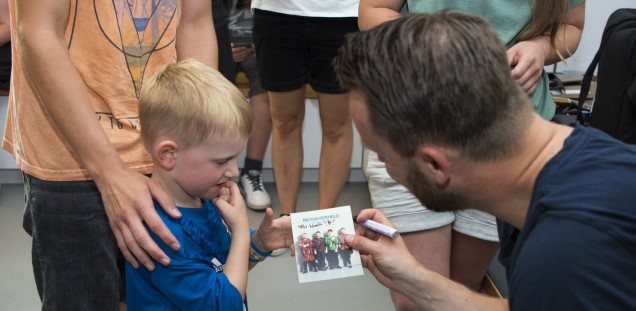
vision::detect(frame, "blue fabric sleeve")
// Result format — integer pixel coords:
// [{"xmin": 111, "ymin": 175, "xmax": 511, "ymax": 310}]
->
[
  {"xmin": 130, "ymin": 204, "xmax": 243, "ymax": 311},
  {"xmin": 510, "ymin": 217, "xmax": 636, "ymax": 310},
  {"xmin": 149, "ymin": 258, "xmax": 244, "ymax": 311}
]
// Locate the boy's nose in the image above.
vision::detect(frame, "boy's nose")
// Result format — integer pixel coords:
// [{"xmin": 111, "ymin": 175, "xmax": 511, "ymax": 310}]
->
[{"xmin": 225, "ymin": 160, "xmax": 239, "ymax": 178}]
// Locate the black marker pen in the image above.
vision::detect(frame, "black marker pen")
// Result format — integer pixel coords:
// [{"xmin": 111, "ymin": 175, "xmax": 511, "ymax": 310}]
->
[{"xmin": 353, "ymin": 216, "xmax": 400, "ymax": 238}]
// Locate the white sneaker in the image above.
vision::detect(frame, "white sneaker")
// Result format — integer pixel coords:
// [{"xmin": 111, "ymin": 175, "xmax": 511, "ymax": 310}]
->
[
  {"xmin": 270, "ymin": 247, "xmax": 287, "ymax": 256},
  {"xmin": 240, "ymin": 170, "xmax": 271, "ymax": 211}
]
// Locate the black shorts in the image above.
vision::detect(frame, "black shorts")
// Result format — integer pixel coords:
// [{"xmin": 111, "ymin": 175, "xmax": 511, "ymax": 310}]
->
[{"xmin": 253, "ymin": 9, "xmax": 358, "ymax": 94}]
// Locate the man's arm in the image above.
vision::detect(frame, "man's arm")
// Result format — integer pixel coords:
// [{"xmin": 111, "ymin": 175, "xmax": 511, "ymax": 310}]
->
[
  {"xmin": 16, "ymin": 0, "xmax": 181, "ymax": 271},
  {"xmin": 348, "ymin": 209, "xmax": 509, "ymax": 311},
  {"xmin": 178, "ymin": 0, "xmax": 217, "ymax": 68},
  {"xmin": 358, "ymin": 0, "xmax": 404, "ymax": 30}
]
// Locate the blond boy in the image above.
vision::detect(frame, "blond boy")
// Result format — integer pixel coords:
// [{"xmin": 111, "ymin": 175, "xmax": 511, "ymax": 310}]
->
[{"xmin": 127, "ymin": 59, "xmax": 291, "ymax": 310}]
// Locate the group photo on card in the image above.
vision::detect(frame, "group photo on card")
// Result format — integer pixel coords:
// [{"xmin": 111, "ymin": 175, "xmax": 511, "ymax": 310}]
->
[{"xmin": 290, "ymin": 206, "xmax": 364, "ymax": 283}]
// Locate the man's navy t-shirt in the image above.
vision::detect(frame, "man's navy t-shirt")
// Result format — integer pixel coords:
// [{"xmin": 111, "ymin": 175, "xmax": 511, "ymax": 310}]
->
[{"xmin": 506, "ymin": 125, "xmax": 636, "ymax": 310}]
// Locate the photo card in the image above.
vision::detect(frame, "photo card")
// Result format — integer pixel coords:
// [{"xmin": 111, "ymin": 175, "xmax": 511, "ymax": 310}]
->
[{"xmin": 290, "ymin": 205, "xmax": 364, "ymax": 283}]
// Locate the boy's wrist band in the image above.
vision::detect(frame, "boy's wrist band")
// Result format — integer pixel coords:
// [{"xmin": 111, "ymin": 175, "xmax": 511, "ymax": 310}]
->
[{"xmin": 249, "ymin": 228, "xmax": 272, "ymax": 263}]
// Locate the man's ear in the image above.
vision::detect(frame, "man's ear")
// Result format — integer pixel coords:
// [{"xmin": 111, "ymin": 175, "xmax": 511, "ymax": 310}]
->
[
  {"xmin": 417, "ymin": 145, "xmax": 451, "ymax": 186},
  {"xmin": 153, "ymin": 139, "xmax": 179, "ymax": 170}
]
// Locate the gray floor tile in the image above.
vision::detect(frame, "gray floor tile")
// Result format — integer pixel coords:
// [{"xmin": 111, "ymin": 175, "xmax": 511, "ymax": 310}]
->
[{"xmin": 0, "ymin": 182, "xmax": 393, "ymax": 311}]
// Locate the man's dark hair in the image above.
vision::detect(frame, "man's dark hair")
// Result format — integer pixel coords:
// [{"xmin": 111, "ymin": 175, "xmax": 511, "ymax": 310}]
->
[{"xmin": 334, "ymin": 12, "xmax": 533, "ymax": 160}]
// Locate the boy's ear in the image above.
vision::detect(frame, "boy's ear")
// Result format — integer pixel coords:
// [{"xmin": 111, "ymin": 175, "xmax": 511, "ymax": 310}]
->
[
  {"xmin": 153, "ymin": 139, "xmax": 179, "ymax": 170},
  {"xmin": 417, "ymin": 145, "xmax": 451, "ymax": 186}
]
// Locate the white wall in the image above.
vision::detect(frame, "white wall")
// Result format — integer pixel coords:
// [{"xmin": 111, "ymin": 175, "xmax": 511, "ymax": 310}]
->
[
  {"xmin": 0, "ymin": 96, "xmax": 22, "ymax": 183},
  {"xmin": 550, "ymin": 0, "xmax": 636, "ymax": 73},
  {"xmin": 0, "ymin": 96, "xmax": 16, "ymax": 169}
]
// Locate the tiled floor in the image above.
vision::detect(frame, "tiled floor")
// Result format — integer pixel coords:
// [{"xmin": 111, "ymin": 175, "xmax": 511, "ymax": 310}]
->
[
  {"xmin": 0, "ymin": 181, "xmax": 507, "ymax": 311},
  {"xmin": 0, "ymin": 182, "xmax": 394, "ymax": 311}
]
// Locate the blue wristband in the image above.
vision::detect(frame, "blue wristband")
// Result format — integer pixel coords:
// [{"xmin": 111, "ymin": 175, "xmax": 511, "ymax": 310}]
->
[{"xmin": 249, "ymin": 228, "xmax": 272, "ymax": 263}]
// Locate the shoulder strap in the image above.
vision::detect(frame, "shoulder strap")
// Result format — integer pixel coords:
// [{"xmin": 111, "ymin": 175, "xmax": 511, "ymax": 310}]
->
[
  {"xmin": 402, "ymin": 1, "xmax": 409, "ymax": 14},
  {"xmin": 577, "ymin": 9, "xmax": 636, "ymax": 124}
]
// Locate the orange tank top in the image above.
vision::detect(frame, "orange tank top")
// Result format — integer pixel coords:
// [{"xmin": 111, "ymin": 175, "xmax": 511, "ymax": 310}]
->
[{"xmin": 3, "ymin": 0, "xmax": 180, "ymax": 181}]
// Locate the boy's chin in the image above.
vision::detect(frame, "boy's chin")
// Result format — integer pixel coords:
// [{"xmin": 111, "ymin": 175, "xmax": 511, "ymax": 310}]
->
[
  {"xmin": 199, "ymin": 185, "xmax": 228, "ymax": 202},
  {"xmin": 206, "ymin": 190, "xmax": 224, "ymax": 202}
]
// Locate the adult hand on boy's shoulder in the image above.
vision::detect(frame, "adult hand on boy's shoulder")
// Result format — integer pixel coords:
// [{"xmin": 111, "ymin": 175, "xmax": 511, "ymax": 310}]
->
[
  {"xmin": 254, "ymin": 208, "xmax": 294, "ymax": 255},
  {"xmin": 98, "ymin": 169, "xmax": 180, "ymax": 271}
]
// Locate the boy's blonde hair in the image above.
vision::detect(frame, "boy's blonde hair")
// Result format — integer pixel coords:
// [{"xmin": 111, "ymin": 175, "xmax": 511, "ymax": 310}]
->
[{"xmin": 139, "ymin": 59, "xmax": 253, "ymax": 151}]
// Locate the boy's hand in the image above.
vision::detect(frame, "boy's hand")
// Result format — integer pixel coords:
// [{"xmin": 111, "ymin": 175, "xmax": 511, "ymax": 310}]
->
[
  {"xmin": 214, "ymin": 181, "xmax": 249, "ymax": 234},
  {"xmin": 252, "ymin": 208, "xmax": 294, "ymax": 255}
]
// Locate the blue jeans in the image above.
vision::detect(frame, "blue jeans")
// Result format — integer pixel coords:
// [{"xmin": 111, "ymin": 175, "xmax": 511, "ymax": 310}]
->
[{"xmin": 22, "ymin": 173, "xmax": 120, "ymax": 311}]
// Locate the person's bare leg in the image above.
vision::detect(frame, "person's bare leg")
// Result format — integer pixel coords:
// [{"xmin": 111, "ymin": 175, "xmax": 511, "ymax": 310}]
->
[
  {"xmin": 449, "ymin": 231, "xmax": 499, "ymax": 291},
  {"xmin": 390, "ymin": 225, "xmax": 452, "ymax": 311},
  {"xmin": 316, "ymin": 92, "xmax": 353, "ymax": 209},
  {"xmin": 246, "ymin": 92, "xmax": 272, "ymax": 161},
  {"xmin": 270, "ymin": 88, "xmax": 306, "ymax": 215}
]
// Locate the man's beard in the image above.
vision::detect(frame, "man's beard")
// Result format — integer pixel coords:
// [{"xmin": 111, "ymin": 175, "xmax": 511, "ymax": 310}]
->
[{"xmin": 406, "ymin": 163, "xmax": 470, "ymax": 213}]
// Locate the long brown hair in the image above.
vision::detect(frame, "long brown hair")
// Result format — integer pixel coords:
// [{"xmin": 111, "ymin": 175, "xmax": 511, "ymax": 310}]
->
[{"xmin": 517, "ymin": 0, "xmax": 572, "ymax": 60}]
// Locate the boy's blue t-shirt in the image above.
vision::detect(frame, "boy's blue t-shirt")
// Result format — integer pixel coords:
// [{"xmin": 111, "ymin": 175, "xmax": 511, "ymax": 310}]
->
[
  {"xmin": 507, "ymin": 125, "xmax": 636, "ymax": 310},
  {"xmin": 126, "ymin": 200, "xmax": 245, "ymax": 311}
]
